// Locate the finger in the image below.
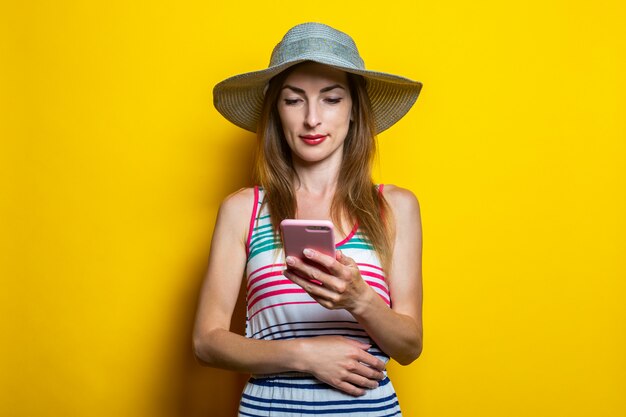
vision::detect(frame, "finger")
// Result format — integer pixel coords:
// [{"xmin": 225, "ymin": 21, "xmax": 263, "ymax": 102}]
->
[
  {"xmin": 356, "ymin": 350, "xmax": 387, "ymax": 372},
  {"xmin": 336, "ymin": 250, "xmax": 357, "ymax": 267},
  {"xmin": 342, "ymin": 338, "xmax": 386, "ymax": 375},
  {"xmin": 283, "ymin": 269, "xmax": 316, "ymax": 290},
  {"xmin": 333, "ymin": 381, "xmax": 365, "ymax": 397},
  {"xmin": 343, "ymin": 337, "xmax": 372, "ymax": 351},
  {"xmin": 323, "ymin": 250, "xmax": 358, "ymax": 277},
  {"xmin": 283, "ymin": 269, "xmax": 337, "ymax": 300},
  {"xmin": 285, "ymin": 255, "xmax": 322, "ymax": 278},
  {"xmin": 302, "ymin": 248, "xmax": 344, "ymax": 275},
  {"xmin": 354, "ymin": 362, "xmax": 385, "ymax": 382},
  {"xmin": 286, "ymin": 255, "xmax": 338, "ymax": 288},
  {"xmin": 344, "ymin": 371, "xmax": 380, "ymax": 390}
]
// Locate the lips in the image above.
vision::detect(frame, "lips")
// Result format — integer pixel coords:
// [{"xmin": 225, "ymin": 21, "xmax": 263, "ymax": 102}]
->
[{"xmin": 300, "ymin": 134, "xmax": 328, "ymax": 145}]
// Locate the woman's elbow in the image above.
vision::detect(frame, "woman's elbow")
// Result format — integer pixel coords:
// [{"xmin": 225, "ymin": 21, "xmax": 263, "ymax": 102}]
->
[
  {"xmin": 192, "ymin": 337, "xmax": 209, "ymax": 365},
  {"xmin": 192, "ymin": 331, "xmax": 218, "ymax": 366},
  {"xmin": 395, "ymin": 338, "xmax": 423, "ymax": 366}
]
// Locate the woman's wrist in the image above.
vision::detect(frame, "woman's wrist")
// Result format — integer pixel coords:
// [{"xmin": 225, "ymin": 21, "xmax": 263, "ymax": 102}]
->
[
  {"xmin": 288, "ymin": 338, "xmax": 310, "ymax": 373},
  {"xmin": 348, "ymin": 283, "xmax": 378, "ymax": 318}
]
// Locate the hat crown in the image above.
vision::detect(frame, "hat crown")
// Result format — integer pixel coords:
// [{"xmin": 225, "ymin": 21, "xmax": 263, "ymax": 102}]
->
[{"xmin": 269, "ymin": 22, "xmax": 365, "ymax": 70}]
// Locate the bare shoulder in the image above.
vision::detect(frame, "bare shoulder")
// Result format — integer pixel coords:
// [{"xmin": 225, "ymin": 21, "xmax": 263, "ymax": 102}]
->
[
  {"xmin": 219, "ymin": 187, "xmax": 256, "ymax": 215},
  {"xmin": 215, "ymin": 187, "xmax": 257, "ymax": 241},
  {"xmin": 382, "ymin": 185, "xmax": 423, "ymax": 265},
  {"xmin": 381, "ymin": 184, "xmax": 421, "ymax": 220}
]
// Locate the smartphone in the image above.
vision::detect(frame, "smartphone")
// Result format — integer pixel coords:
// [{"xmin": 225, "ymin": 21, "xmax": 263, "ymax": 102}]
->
[{"xmin": 280, "ymin": 219, "xmax": 336, "ymax": 261}]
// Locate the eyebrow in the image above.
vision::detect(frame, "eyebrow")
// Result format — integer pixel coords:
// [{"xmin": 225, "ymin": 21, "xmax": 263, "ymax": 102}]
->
[{"xmin": 282, "ymin": 84, "xmax": 346, "ymax": 94}]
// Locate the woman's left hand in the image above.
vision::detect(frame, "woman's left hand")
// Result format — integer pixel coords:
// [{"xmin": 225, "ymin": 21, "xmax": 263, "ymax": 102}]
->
[{"xmin": 283, "ymin": 249, "xmax": 370, "ymax": 313}]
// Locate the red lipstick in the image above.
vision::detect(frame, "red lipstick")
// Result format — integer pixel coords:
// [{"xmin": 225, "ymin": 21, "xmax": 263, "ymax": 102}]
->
[{"xmin": 300, "ymin": 134, "xmax": 327, "ymax": 145}]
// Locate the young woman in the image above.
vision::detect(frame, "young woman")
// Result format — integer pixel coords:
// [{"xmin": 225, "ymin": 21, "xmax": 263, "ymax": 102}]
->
[{"xmin": 193, "ymin": 22, "xmax": 423, "ymax": 416}]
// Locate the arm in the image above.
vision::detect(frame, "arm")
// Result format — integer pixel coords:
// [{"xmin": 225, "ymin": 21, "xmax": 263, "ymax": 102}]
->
[
  {"xmin": 192, "ymin": 188, "xmax": 386, "ymax": 395},
  {"xmin": 283, "ymin": 185, "xmax": 423, "ymax": 364},
  {"xmin": 192, "ymin": 188, "xmax": 295, "ymax": 373}
]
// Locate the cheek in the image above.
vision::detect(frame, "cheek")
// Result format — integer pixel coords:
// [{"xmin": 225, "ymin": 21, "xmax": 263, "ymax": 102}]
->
[
  {"xmin": 338, "ymin": 100, "xmax": 353, "ymax": 121},
  {"xmin": 278, "ymin": 108, "xmax": 299, "ymax": 133},
  {"xmin": 331, "ymin": 107, "xmax": 352, "ymax": 128}
]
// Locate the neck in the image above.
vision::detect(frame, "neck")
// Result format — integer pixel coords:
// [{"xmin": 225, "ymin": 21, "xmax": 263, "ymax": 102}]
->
[{"xmin": 291, "ymin": 156, "xmax": 342, "ymax": 196}]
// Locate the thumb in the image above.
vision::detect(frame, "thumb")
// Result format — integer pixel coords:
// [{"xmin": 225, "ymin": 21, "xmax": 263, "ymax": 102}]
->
[{"xmin": 336, "ymin": 250, "xmax": 356, "ymax": 266}]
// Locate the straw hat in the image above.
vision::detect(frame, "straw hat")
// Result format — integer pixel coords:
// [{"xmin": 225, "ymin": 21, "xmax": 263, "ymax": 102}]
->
[{"xmin": 213, "ymin": 22, "xmax": 422, "ymax": 134}]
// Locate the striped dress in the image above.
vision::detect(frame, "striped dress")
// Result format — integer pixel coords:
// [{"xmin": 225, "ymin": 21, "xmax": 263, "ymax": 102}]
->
[{"xmin": 238, "ymin": 186, "xmax": 402, "ymax": 417}]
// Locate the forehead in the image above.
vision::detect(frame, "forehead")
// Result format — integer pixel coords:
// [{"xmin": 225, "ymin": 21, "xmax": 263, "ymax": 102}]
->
[{"xmin": 282, "ymin": 62, "xmax": 349, "ymax": 87}]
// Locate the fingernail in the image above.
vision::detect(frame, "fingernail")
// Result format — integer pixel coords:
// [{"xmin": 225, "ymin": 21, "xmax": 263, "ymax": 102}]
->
[
  {"xmin": 303, "ymin": 248, "xmax": 313, "ymax": 258},
  {"xmin": 286, "ymin": 256, "xmax": 295, "ymax": 266}
]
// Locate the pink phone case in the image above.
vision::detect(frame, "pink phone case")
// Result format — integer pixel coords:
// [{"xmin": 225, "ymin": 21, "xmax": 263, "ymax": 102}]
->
[{"xmin": 280, "ymin": 219, "xmax": 336, "ymax": 260}]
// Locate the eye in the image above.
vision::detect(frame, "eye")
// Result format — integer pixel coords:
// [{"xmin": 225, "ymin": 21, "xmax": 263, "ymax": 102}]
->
[
  {"xmin": 324, "ymin": 97, "xmax": 343, "ymax": 104},
  {"xmin": 283, "ymin": 98, "xmax": 301, "ymax": 106}
]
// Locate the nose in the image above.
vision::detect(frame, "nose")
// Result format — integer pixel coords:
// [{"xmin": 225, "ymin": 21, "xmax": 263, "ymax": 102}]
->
[{"xmin": 304, "ymin": 103, "xmax": 321, "ymax": 129}]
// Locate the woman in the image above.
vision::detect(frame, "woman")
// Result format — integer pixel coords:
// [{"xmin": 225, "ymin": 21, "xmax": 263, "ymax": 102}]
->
[{"xmin": 193, "ymin": 22, "xmax": 423, "ymax": 416}]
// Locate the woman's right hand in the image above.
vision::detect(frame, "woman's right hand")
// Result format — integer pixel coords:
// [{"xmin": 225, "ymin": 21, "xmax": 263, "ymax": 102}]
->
[{"xmin": 298, "ymin": 335, "xmax": 387, "ymax": 396}]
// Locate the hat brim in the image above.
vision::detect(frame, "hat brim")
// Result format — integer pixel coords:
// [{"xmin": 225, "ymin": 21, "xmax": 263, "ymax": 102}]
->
[{"xmin": 213, "ymin": 55, "xmax": 422, "ymax": 134}]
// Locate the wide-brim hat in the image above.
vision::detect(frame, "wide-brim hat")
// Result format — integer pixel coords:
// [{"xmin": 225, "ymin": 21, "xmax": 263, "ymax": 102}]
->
[{"xmin": 213, "ymin": 22, "xmax": 422, "ymax": 134}]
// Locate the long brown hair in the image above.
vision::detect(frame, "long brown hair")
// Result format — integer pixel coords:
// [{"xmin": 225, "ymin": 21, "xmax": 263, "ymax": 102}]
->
[{"xmin": 253, "ymin": 63, "xmax": 393, "ymax": 269}]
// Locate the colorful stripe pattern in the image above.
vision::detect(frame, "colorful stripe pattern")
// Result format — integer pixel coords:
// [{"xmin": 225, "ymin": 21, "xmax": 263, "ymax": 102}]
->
[{"xmin": 239, "ymin": 186, "xmax": 402, "ymax": 417}]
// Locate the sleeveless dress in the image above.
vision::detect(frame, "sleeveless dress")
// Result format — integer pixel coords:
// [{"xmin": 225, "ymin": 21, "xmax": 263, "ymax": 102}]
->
[{"xmin": 238, "ymin": 186, "xmax": 402, "ymax": 417}]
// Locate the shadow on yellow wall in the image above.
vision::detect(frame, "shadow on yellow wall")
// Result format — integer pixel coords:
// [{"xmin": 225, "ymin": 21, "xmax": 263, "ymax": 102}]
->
[
  {"xmin": 177, "ymin": 275, "xmax": 248, "ymax": 417},
  {"xmin": 169, "ymin": 133, "xmax": 254, "ymax": 416}
]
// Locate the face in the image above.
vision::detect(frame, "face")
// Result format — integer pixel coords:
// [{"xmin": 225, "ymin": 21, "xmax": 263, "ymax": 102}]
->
[{"xmin": 276, "ymin": 62, "xmax": 353, "ymax": 166}]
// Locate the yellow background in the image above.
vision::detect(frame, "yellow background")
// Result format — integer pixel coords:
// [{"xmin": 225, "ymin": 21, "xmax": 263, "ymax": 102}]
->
[{"xmin": 1, "ymin": 0, "xmax": 625, "ymax": 416}]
